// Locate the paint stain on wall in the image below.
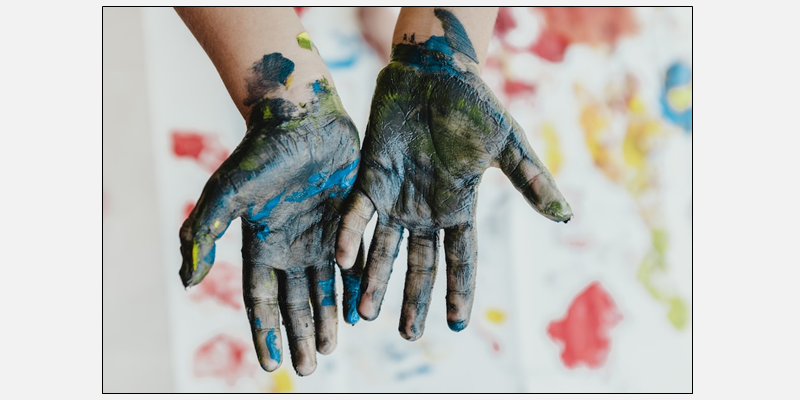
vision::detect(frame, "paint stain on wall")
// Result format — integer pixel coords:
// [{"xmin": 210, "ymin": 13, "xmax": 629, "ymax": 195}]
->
[
  {"xmin": 547, "ymin": 282, "xmax": 622, "ymax": 368},
  {"xmin": 531, "ymin": 7, "xmax": 639, "ymax": 62},
  {"xmin": 171, "ymin": 130, "xmax": 230, "ymax": 173},
  {"xmin": 190, "ymin": 261, "xmax": 244, "ymax": 310},
  {"xmin": 193, "ymin": 334, "xmax": 253, "ymax": 385}
]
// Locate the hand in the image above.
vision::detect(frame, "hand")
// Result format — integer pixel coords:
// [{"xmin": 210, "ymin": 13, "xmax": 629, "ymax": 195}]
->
[
  {"xmin": 335, "ymin": 8, "xmax": 572, "ymax": 341},
  {"xmin": 179, "ymin": 53, "xmax": 364, "ymax": 376}
]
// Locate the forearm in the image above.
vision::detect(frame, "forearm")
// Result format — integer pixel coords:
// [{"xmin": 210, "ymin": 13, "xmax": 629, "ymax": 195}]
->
[
  {"xmin": 392, "ymin": 7, "xmax": 499, "ymax": 70},
  {"xmin": 175, "ymin": 7, "xmax": 332, "ymax": 124}
]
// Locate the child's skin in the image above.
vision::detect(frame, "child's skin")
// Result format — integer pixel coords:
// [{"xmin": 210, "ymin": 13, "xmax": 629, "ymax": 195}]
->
[
  {"xmin": 176, "ymin": 6, "xmax": 572, "ymax": 377},
  {"xmin": 335, "ymin": 7, "xmax": 572, "ymax": 341},
  {"xmin": 175, "ymin": 7, "xmax": 364, "ymax": 377}
]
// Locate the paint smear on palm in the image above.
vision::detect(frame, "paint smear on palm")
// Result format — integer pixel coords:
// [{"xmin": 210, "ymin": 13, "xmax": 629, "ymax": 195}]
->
[{"xmin": 547, "ymin": 282, "xmax": 621, "ymax": 368}]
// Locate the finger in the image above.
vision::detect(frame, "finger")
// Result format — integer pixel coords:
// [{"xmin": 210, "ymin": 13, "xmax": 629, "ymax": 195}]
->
[
  {"xmin": 497, "ymin": 119, "xmax": 573, "ymax": 223},
  {"xmin": 399, "ymin": 231, "xmax": 440, "ymax": 341},
  {"xmin": 243, "ymin": 265, "xmax": 283, "ymax": 372},
  {"xmin": 179, "ymin": 176, "xmax": 239, "ymax": 287},
  {"xmin": 309, "ymin": 261, "xmax": 337, "ymax": 355},
  {"xmin": 444, "ymin": 223, "xmax": 477, "ymax": 332},
  {"xmin": 336, "ymin": 189, "xmax": 376, "ymax": 269},
  {"xmin": 340, "ymin": 240, "xmax": 365, "ymax": 325},
  {"xmin": 277, "ymin": 268, "xmax": 317, "ymax": 376},
  {"xmin": 358, "ymin": 220, "xmax": 404, "ymax": 321}
]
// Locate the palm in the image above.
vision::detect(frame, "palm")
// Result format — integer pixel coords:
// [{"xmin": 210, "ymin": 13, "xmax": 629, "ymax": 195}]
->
[
  {"xmin": 179, "ymin": 77, "xmax": 363, "ymax": 376},
  {"xmin": 336, "ymin": 8, "xmax": 572, "ymax": 341}
]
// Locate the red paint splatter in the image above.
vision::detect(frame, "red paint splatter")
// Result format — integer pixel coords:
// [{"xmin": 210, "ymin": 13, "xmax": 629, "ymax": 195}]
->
[
  {"xmin": 547, "ymin": 282, "xmax": 622, "ymax": 368},
  {"xmin": 294, "ymin": 7, "xmax": 307, "ymax": 16},
  {"xmin": 171, "ymin": 130, "xmax": 229, "ymax": 173},
  {"xmin": 494, "ymin": 7, "xmax": 517, "ymax": 39},
  {"xmin": 194, "ymin": 334, "xmax": 254, "ymax": 386},
  {"xmin": 526, "ymin": 7, "xmax": 639, "ymax": 63},
  {"xmin": 529, "ymin": 29, "xmax": 570, "ymax": 63},
  {"xmin": 191, "ymin": 261, "xmax": 243, "ymax": 310},
  {"xmin": 183, "ymin": 201, "xmax": 195, "ymax": 220},
  {"xmin": 474, "ymin": 321, "xmax": 502, "ymax": 355},
  {"xmin": 503, "ymin": 79, "xmax": 537, "ymax": 100}
]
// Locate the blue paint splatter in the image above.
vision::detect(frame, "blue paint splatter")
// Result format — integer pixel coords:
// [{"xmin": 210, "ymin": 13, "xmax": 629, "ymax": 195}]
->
[
  {"xmin": 318, "ymin": 278, "xmax": 336, "ymax": 306},
  {"xmin": 266, "ymin": 328, "xmax": 281, "ymax": 363},
  {"xmin": 448, "ymin": 320, "xmax": 466, "ymax": 332},
  {"xmin": 660, "ymin": 62, "xmax": 692, "ymax": 134},
  {"xmin": 326, "ymin": 54, "xmax": 359, "ymax": 69},
  {"xmin": 342, "ymin": 274, "xmax": 361, "ymax": 324},
  {"xmin": 285, "ymin": 158, "xmax": 359, "ymax": 202},
  {"xmin": 323, "ymin": 34, "xmax": 362, "ymax": 70},
  {"xmin": 396, "ymin": 364, "xmax": 432, "ymax": 381},
  {"xmin": 254, "ymin": 317, "xmax": 262, "ymax": 329}
]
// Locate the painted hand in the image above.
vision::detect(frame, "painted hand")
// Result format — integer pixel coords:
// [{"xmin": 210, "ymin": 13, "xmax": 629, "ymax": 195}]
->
[
  {"xmin": 336, "ymin": 9, "xmax": 572, "ymax": 341},
  {"xmin": 179, "ymin": 54, "xmax": 364, "ymax": 376}
]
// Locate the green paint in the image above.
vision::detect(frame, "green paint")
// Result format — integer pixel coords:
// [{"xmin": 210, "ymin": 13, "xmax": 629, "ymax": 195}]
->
[
  {"xmin": 667, "ymin": 296, "xmax": 688, "ymax": 329},
  {"xmin": 637, "ymin": 228, "xmax": 689, "ymax": 330},
  {"xmin": 297, "ymin": 32, "xmax": 313, "ymax": 51}
]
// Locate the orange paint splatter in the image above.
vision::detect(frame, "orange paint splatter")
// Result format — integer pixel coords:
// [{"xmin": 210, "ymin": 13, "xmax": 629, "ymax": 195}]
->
[
  {"xmin": 531, "ymin": 7, "xmax": 639, "ymax": 62},
  {"xmin": 547, "ymin": 282, "xmax": 622, "ymax": 368},
  {"xmin": 191, "ymin": 261, "xmax": 244, "ymax": 310},
  {"xmin": 194, "ymin": 334, "xmax": 254, "ymax": 385}
]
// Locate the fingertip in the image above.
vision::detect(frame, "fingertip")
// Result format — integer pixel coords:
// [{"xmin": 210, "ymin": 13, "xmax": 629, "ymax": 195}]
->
[
  {"xmin": 294, "ymin": 360, "xmax": 317, "ymax": 377},
  {"xmin": 398, "ymin": 316, "xmax": 424, "ymax": 341},
  {"xmin": 316, "ymin": 337, "xmax": 337, "ymax": 355},
  {"xmin": 542, "ymin": 200, "xmax": 573, "ymax": 222},
  {"xmin": 357, "ymin": 297, "xmax": 379, "ymax": 321},
  {"xmin": 447, "ymin": 319, "xmax": 468, "ymax": 332},
  {"xmin": 261, "ymin": 357, "xmax": 281, "ymax": 373}
]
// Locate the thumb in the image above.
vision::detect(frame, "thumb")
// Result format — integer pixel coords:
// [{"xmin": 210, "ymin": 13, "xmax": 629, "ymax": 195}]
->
[
  {"xmin": 179, "ymin": 175, "xmax": 239, "ymax": 287},
  {"xmin": 498, "ymin": 118, "xmax": 573, "ymax": 223}
]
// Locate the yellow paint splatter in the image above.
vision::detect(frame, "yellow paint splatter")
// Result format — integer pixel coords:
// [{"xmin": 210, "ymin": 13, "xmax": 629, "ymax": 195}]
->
[
  {"xmin": 213, "ymin": 220, "xmax": 220, "ymax": 229},
  {"xmin": 285, "ymin": 73, "xmax": 294, "ymax": 88},
  {"xmin": 485, "ymin": 308, "xmax": 506, "ymax": 324},
  {"xmin": 541, "ymin": 123, "xmax": 563, "ymax": 176},
  {"xmin": 270, "ymin": 368, "xmax": 293, "ymax": 393},
  {"xmin": 192, "ymin": 240, "xmax": 199, "ymax": 271},
  {"xmin": 667, "ymin": 83, "xmax": 692, "ymax": 112}
]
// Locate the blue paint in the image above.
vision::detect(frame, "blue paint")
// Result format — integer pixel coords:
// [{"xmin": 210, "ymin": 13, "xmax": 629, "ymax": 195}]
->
[
  {"xmin": 448, "ymin": 320, "xmax": 467, "ymax": 332},
  {"xmin": 342, "ymin": 274, "xmax": 361, "ymax": 324},
  {"xmin": 254, "ymin": 317, "xmax": 262, "ymax": 329},
  {"xmin": 326, "ymin": 53, "xmax": 359, "ymax": 69},
  {"xmin": 247, "ymin": 190, "xmax": 285, "ymax": 241},
  {"xmin": 248, "ymin": 190, "xmax": 285, "ymax": 220},
  {"xmin": 266, "ymin": 328, "xmax": 281, "ymax": 363},
  {"xmin": 318, "ymin": 278, "xmax": 336, "ymax": 306},
  {"xmin": 323, "ymin": 34, "xmax": 362, "ymax": 70},
  {"xmin": 660, "ymin": 62, "xmax": 692, "ymax": 134},
  {"xmin": 286, "ymin": 158, "xmax": 359, "ymax": 202},
  {"xmin": 311, "ymin": 80, "xmax": 324, "ymax": 94},
  {"xmin": 254, "ymin": 223, "xmax": 270, "ymax": 241},
  {"xmin": 396, "ymin": 364, "xmax": 432, "ymax": 381},
  {"xmin": 203, "ymin": 244, "xmax": 216, "ymax": 266}
]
